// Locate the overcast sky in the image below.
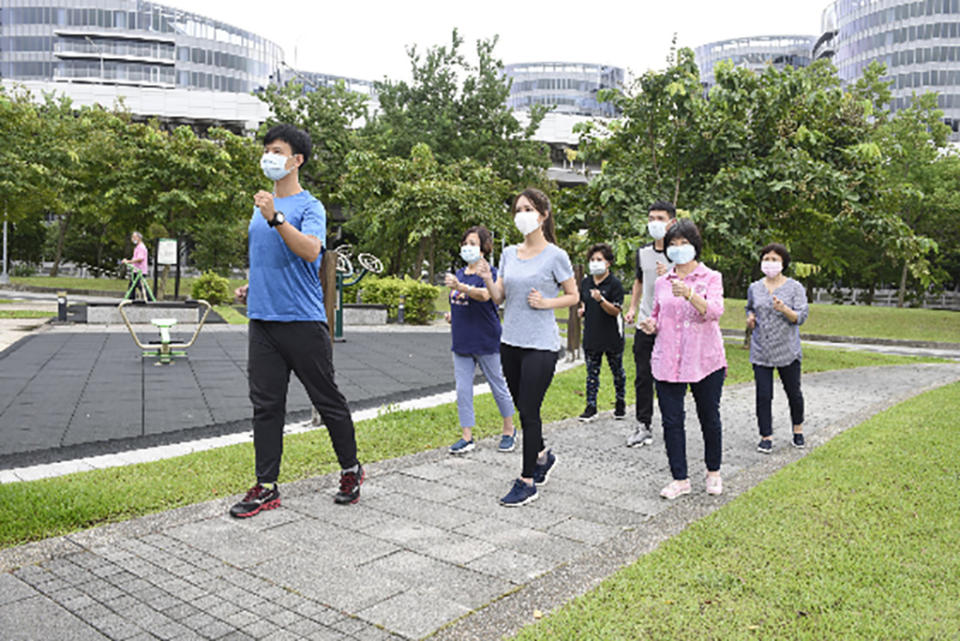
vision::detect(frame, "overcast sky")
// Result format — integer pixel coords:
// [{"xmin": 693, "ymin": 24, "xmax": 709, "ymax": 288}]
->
[{"xmin": 162, "ymin": 0, "xmax": 831, "ymax": 83}]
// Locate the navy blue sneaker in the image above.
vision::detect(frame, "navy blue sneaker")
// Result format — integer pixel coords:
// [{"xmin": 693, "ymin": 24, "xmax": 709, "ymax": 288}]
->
[
  {"xmin": 792, "ymin": 433, "xmax": 805, "ymax": 448},
  {"xmin": 498, "ymin": 429, "xmax": 517, "ymax": 453},
  {"xmin": 449, "ymin": 438, "xmax": 475, "ymax": 455},
  {"xmin": 500, "ymin": 479, "xmax": 538, "ymax": 507},
  {"xmin": 757, "ymin": 439, "xmax": 773, "ymax": 454},
  {"xmin": 533, "ymin": 450, "xmax": 557, "ymax": 486}
]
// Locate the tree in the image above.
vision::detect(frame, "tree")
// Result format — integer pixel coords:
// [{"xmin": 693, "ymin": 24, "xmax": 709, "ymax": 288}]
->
[
  {"xmin": 369, "ymin": 29, "xmax": 550, "ymax": 190},
  {"xmin": 337, "ymin": 143, "xmax": 510, "ymax": 279}
]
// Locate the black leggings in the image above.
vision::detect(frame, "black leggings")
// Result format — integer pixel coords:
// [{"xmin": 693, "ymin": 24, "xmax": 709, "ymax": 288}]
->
[
  {"xmin": 753, "ymin": 359, "xmax": 804, "ymax": 437},
  {"xmin": 500, "ymin": 344, "xmax": 558, "ymax": 479}
]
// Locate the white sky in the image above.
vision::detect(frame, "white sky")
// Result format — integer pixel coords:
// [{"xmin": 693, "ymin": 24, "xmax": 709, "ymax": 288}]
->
[{"xmin": 163, "ymin": 0, "xmax": 830, "ymax": 82}]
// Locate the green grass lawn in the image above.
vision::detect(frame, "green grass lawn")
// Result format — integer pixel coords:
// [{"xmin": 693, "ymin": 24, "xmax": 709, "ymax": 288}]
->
[
  {"xmin": 718, "ymin": 297, "xmax": 960, "ymax": 344},
  {"xmin": 10, "ymin": 276, "xmax": 248, "ymax": 296},
  {"xmin": 0, "ymin": 339, "xmax": 939, "ymax": 549},
  {"xmin": 0, "ymin": 310, "xmax": 52, "ymax": 319},
  {"xmin": 510, "ymin": 380, "xmax": 960, "ymax": 641}
]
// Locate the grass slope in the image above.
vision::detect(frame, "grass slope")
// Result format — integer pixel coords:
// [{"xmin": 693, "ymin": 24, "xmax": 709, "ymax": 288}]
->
[{"xmin": 511, "ymin": 381, "xmax": 960, "ymax": 641}]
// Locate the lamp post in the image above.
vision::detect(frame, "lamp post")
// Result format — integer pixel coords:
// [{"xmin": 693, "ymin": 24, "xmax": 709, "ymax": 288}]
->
[
  {"xmin": 0, "ymin": 210, "xmax": 9, "ymax": 286},
  {"xmin": 84, "ymin": 35, "xmax": 104, "ymax": 81}
]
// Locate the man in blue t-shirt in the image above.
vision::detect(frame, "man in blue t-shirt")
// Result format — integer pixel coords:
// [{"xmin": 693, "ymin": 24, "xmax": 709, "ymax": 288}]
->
[{"xmin": 229, "ymin": 124, "xmax": 363, "ymax": 518}]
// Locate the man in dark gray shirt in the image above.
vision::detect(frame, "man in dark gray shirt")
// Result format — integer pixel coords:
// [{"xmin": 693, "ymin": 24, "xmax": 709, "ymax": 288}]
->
[{"xmin": 623, "ymin": 201, "xmax": 676, "ymax": 447}]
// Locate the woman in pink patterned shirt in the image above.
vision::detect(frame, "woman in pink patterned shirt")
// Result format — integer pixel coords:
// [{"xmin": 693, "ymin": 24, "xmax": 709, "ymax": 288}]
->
[
  {"xmin": 639, "ymin": 219, "xmax": 726, "ymax": 499},
  {"xmin": 122, "ymin": 231, "xmax": 149, "ymax": 300}
]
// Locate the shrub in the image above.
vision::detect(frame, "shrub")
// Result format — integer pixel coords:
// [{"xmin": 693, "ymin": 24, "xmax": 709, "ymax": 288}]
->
[
  {"xmin": 11, "ymin": 263, "xmax": 37, "ymax": 277},
  {"xmin": 358, "ymin": 276, "xmax": 440, "ymax": 324},
  {"xmin": 190, "ymin": 271, "xmax": 232, "ymax": 305}
]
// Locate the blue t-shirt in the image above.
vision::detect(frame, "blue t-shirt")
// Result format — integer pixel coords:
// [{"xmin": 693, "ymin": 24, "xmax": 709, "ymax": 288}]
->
[
  {"xmin": 450, "ymin": 267, "xmax": 501, "ymax": 355},
  {"xmin": 246, "ymin": 190, "xmax": 326, "ymax": 322}
]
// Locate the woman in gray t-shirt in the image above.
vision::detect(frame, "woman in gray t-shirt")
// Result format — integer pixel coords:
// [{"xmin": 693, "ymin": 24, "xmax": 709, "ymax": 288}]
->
[
  {"xmin": 477, "ymin": 188, "xmax": 578, "ymax": 507},
  {"xmin": 745, "ymin": 243, "xmax": 809, "ymax": 454}
]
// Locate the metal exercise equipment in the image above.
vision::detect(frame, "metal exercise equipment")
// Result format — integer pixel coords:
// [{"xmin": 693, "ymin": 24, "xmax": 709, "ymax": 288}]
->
[
  {"xmin": 332, "ymin": 244, "xmax": 384, "ymax": 339},
  {"xmin": 118, "ymin": 299, "xmax": 212, "ymax": 365},
  {"xmin": 123, "ymin": 264, "xmax": 156, "ymax": 302}
]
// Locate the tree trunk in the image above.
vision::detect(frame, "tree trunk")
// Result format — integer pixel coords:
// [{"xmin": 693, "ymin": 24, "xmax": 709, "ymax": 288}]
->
[
  {"xmin": 50, "ymin": 213, "xmax": 72, "ymax": 278},
  {"xmin": 392, "ymin": 239, "xmax": 404, "ymax": 277},
  {"xmin": 427, "ymin": 234, "xmax": 435, "ymax": 283},
  {"xmin": 414, "ymin": 237, "xmax": 426, "ymax": 280},
  {"xmin": 897, "ymin": 261, "xmax": 908, "ymax": 308}
]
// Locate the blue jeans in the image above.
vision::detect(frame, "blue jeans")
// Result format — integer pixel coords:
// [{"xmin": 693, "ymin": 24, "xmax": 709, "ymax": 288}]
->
[
  {"xmin": 753, "ymin": 359, "xmax": 804, "ymax": 437},
  {"xmin": 655, "ymin": 367, "xmax": 725, "ymax": 481},
  {"xmin": 453, "ymin": 352, "xmax": 515, "ymax": 428}
]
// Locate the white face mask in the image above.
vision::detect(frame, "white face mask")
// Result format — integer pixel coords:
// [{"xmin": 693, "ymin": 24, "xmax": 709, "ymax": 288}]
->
[
  {"xmin": 588, "ymin": 260, "xmax": 607, "ymax": 276},
  {"xmin": 514, "ymin": 210, "xmax": 541, "ymax": 236},
  {"xmin": 260, "ymin": 153, "xmax": 292, "ymax": 181},
  {"xmin": 648, "ymin": 220, "xmax": 667, "ymax": 240}
]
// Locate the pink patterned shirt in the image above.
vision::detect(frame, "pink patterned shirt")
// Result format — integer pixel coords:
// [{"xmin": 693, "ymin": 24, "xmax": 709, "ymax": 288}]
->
[
  {"xmin": 649, "ymin": 262, "xmax": 727, "ymax": 383},
  {"xmin": 131, "ymin": 242, "xmax": 149, "ymax": 276}
]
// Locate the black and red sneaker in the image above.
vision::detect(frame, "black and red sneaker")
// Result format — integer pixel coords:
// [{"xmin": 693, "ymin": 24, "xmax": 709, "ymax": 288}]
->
[
  {"xmin": 229, "ymin": 483, "xmax": 280, "ymax": 518},
  {"xmin": 334, "ymin": 465, "xmax": 364, "ymax": 504}
]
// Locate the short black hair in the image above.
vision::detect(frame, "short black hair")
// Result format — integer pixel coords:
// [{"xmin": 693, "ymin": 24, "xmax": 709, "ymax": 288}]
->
[
  {"xmin": 587, "ymin": 243, "xmax": 614, "ymax": 263},
  {"xmin": 648, "ymin": 201, "xmax": 677, "ymax": 218},
  {"xmin": 663, "ymin": 218, "xmax": 702, "ymax": 261},
  {"xmin": 760, "ymin": 242, "xmax": 791, "ymax": 271},
  {"xmin": 462, "ymin": 225, "xmax": 493, "ymax": 255},
  {"xmin": 263, "ymin": 124, "xmax": 311, "ymax": 169}
]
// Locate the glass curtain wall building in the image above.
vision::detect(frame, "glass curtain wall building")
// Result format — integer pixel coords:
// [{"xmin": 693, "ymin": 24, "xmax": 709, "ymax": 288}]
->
[
  {"xmin": 0, "ymin": 0, "xmax": 282, "ymax": 129},
  {"xmin": 503, "ymin": 62, "xmax": 624, "ymax": 117},
  {"xmin": 816, "ymin": 0, "xmax": 960, "ymax": 138},
  {"xmin": 694, "ymin": 35, "xmax": 816, "ymax": 88}
]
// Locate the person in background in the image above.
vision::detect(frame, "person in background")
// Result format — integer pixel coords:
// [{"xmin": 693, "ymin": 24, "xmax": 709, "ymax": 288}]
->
[
  {"xmin": 478, "ymin": 187, "xmax": 578, "ymax": 507},
  {"xmin": 624, "ymin": 202, "xmax": 676, "ymax": 447},
  {"xmin": 122, "ymin": 231, "xmax": 149, "ymax": 300},
  {"xmin": 639, "ymin": 219, "xmax": 726, "ymax": 499},
  {"xmin": 577, "ymin": 242, "xmax": 626, "ymax": 422},
  {"xmin": 230, "ymin": 124, "xmax": 363, "ymax": 518},
  {"xmin": 746, "ymin": 243, "xmax": 809, "ymax": 453},
  {"xmin": 444, "ymin": 225, "xmax": 517, "ymax": 455}
]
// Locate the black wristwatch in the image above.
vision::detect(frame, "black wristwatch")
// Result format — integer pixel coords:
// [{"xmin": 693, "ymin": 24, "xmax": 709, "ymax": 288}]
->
[{"xmin": 268, "ymin": 211, "xmax": 286, "ymax": 228}]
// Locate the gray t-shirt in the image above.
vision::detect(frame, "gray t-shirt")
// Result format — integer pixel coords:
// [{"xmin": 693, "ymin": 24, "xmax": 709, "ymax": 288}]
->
[
  {"xmin": 499, "ymin": 243, "xmax": 574, "ymax": 352},
  {"xmin": 635, "ymin": 243, "xmax": 672, "ymax": 324}
]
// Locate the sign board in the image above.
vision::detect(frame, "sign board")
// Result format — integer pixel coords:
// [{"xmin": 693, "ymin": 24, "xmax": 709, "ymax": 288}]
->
[{"xmin": 157, "ymin": 238, "xmax": 178, "ymax": 266}]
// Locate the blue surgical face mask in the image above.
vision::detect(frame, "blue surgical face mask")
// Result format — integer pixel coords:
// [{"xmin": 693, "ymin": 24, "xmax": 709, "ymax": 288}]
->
[
  {"xmin": 648, "ymin": 220, "xmax": 667, "ymax": 240},
  {"xmin": 460, "ymin": 245, "xmax": 481, "ymax": 264},
  {"xmin": 260, "ymin": 153, "xmax": 292, "ymax": 181},
  {"xmin": 666, "ymin": 243, "xmax": 696, "ymax": 265}
]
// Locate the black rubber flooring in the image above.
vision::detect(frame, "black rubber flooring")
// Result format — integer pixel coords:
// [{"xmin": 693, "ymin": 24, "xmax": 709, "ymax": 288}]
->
[{"xmin": 0, "ymin": 330, "xmax": 456, "ymax": 469}]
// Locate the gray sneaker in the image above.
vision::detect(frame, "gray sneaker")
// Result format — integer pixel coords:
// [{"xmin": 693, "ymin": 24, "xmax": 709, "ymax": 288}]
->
[{"xmin": 627, "ymin": 425, "xmax": 653, "ymax": 447}]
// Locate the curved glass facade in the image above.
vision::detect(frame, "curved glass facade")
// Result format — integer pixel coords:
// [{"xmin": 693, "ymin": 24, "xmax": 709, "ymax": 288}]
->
[
  {"xmin": 694, "ymin": 35, "xmax": 816, "ymax": 88},
  {"xmin": 0, "ymin": 0, "xmax": 282, "ymax": 93},
  {"xmin": 822, "ymin": 0, "xmax": 960, "ymax": 136},
  {"xmin": 503, "ymin": 62, "xmax": 624, "ymax": 118}
]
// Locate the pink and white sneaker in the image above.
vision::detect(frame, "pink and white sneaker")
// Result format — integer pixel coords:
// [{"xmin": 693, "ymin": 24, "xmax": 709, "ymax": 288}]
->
[
  {"xmin": 706, "ymin": 474, "xmax": 723, "ymax": 496},
  {"xmin": 660, "ymin": 479, "xmax": 691, "ymax": 500}
]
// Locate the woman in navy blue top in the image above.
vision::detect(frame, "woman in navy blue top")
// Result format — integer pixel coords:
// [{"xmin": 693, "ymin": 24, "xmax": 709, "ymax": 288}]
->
[{"xmin": 444, "ymin": 226, "xmax": 516, "ymax": 455}]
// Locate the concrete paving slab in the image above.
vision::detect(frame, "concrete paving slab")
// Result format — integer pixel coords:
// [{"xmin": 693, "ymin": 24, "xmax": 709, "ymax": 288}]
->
[{"xmin": 1, "ymin": 362, "xmax": 958, "ymax": 641}]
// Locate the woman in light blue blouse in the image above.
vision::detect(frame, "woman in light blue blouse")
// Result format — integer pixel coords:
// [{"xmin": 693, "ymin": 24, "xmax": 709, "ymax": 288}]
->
[
  {"xmin": 478, "ymin": 188, "xmax": 578, "ymax": 507},
  {"xmin": 746, "ymin": 243, "xmax": 809, "ymax": 454}
]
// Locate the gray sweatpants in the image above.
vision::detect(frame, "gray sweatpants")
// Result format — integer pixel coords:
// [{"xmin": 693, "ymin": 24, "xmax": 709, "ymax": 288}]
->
[{"xmin": 453, "ymin": 352, "xmax": 515, "ymax": 428}]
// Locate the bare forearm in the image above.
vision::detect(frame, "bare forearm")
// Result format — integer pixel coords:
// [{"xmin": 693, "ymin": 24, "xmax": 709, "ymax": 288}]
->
[
  {"xmin": 277, "ymin": 226, "xmax": 322, "ymax": 262},
  {"xmin": 484, "ymin": 278, "xmax": 504, "ymax": 304},
  {"xmin": 544, "ymin": 293, "xmax": 580, "ymax": 309},
  {"xmin": 628, "ymin": 279, "xmax": 642, "ymax": 314}
]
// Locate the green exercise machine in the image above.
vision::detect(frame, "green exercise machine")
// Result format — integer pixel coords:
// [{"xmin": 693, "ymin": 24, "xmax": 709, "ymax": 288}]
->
[{"xmin": 117, "ymin": 299, "xmax": 212, "ymax": 365}]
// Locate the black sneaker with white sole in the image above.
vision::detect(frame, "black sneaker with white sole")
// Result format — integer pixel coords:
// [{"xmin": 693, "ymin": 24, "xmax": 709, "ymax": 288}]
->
[
  {"xmin": 614, "ymin": 400, "xmax": 626, "ymax": 420},
  {"xmin": 533, "ymin": 450, "xmax": 557, "ymax": 486},
  {"xmin": 578, "ymin": 406, "xmax": 598, "ymax": 422},
  {"xmin": 792, "ymin": 433, "xmax": 805, "ymax": 448},
  {"xmin": 757, "ymin": 439, "xmax": 773, "ymax": 454}
]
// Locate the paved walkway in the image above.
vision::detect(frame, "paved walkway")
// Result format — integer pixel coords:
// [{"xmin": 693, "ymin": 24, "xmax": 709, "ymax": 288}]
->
[{"xmin": 2, "ymin": 362, "xmax": 958, "ymax": 641}]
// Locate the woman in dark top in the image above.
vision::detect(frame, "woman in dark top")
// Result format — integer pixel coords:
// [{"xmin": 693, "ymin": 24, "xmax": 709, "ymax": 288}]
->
[
  {"xmin": 577, "ymin": 242, "xmax": 626, "ymax": 422},
  {"xmin": 746, "ymin": 243, "xmax": 809, "ymax": 453},
  {"xmin": 444, "ymin": 226, "xmax": 516, "ymax": 455}
]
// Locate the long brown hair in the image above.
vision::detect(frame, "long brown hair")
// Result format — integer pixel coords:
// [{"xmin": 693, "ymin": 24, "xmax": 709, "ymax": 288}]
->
[{"xmin": 513, "ymin": 188, "xmax": 557, "ymax": 244}]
